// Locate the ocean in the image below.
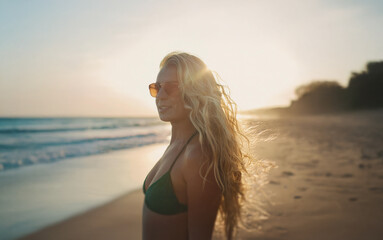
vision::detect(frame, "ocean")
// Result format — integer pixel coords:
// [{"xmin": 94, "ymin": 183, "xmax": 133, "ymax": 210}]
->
[
  {"xmin": 0, "ymin": 117, "xmax": 170, "ymax": 240},
  {"xmin": 0, "ymin": 117, "xmax": 170, "ymax": 172}
]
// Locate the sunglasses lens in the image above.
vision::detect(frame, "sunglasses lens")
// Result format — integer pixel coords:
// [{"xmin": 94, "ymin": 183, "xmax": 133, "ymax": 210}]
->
[
  {"xmin": 149, "ymin": 82, "xmax": 178, "ymax": 97},
  {"xmin": 149, "ymin": 84, "xmax": 158, "ymax": 97}
]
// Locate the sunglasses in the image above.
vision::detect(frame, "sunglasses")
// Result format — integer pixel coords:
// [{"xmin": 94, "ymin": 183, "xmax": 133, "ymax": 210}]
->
[{"xmin": 148, "ymin": 82, "xmax": 179, "ymax": 97}]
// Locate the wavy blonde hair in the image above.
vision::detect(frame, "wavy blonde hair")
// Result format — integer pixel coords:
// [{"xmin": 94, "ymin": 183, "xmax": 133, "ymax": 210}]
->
[{"xmin": 159, "ymin": 51, "xmax": 253, "ymax": 239}]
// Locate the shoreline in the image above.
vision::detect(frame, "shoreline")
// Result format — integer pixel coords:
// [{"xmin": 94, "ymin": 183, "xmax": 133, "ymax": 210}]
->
[
  {"xmin": 6, "ymin": 111, "xmax": 383, "ymax": 240},
  {"xmin": 0, "ymin": 143, "xmax": 168, "ymax": 240},
  {"xmin": 18, "ymin": 189, "xmax": 144, "ymax": 240}
]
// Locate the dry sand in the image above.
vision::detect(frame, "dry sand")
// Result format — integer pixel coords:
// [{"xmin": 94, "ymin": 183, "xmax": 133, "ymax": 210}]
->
[
  {"xmin": 238, "ymin": 110, "xmax": 383, "ymax": 240},
  {"xmin": 19, "ymin": 110, "xmax": 383, "ymax": 240}
]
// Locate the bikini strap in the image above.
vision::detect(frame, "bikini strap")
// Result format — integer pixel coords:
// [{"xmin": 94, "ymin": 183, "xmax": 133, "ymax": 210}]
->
[{"xmin": 169, "ymin": 131, "xmax": 198, "ymax": 171}]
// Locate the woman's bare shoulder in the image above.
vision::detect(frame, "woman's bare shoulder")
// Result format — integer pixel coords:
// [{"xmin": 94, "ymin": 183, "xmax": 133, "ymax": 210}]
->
[
  {"xmin": 181, "ymin": 139, "xmax": 218, "ymax": 186},
  {"xmin": 181, "ymin": 137, "xmax": 221, "ymax": 239},
  {"xmin": 182, "ymin": 139, "xmax": 208, "ymax": 169}
]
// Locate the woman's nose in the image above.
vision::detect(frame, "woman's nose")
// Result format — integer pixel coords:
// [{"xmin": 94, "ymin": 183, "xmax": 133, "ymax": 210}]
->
[{"xmin": 156, "ymin": 86, "xmax": 167, "ymax": 99}]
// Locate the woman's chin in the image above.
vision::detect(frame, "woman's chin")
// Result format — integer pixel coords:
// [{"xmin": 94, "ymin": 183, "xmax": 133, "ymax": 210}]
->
[
  {"xmin": 157, "ymin": 109, "xmax": 189, "ymax": 123},
  {"xmin": 159, "ymin": 116, "xmax": 171, "ymax": 122},
  {"xmin": 158, "ymin": 113, "xmax": 185, "ymax": 123},
  {"xmin": 158, "ymin": 112, "xmax": 172, "ymax": 122}
]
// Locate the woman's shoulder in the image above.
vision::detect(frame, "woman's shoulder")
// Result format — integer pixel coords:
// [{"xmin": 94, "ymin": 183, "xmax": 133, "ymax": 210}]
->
[
  {"xmin": 181, "ymin": 136, "xmax": 220, "ymax": 195},
  {"xmin": 183, "ymin": 138, "xmax": 207, "ymax": 167},
  {"xmin": 181, "ymin": 138, "xmax": 215, "ymax": 180}
]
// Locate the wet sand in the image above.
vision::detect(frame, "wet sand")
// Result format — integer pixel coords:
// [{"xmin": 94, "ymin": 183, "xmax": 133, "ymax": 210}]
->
[
  {"xmin": 19, "ymin": 110, "xmax": 383, "ymax": 240},
  {"xmin": 18, "ymin": 189, "xmax": 144, "ymax": 240},
  {"xmin": 3, "ymin": 143, "xmax": 167, "ymax": 240}
]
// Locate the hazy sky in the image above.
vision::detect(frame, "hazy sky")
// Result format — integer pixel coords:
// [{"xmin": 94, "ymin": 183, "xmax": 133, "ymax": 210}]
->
[{"xmin": 1, "ymin": 0, "xmax": 382, "ymax": 117}]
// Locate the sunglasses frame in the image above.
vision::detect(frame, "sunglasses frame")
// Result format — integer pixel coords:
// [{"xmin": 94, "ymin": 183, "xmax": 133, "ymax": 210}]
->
[{"xmin": 148, "ymin": 81, "xmax": 179, "ymax": 97}]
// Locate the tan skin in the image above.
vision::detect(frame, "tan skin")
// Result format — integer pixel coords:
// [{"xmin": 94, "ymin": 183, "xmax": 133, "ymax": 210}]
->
[{"xmin": 142, "ymin": 65, "xmax": 222, "ymax": 240}]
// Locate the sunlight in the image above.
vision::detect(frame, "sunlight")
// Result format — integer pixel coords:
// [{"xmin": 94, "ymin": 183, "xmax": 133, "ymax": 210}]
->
[{"xmin": 205, "ymin": 41, "xmax": 303, "ymax": 110}]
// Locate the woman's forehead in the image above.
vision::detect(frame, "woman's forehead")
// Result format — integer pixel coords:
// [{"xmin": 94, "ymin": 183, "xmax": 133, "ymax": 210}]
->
[{"xmin": 156, "ymin": 65, "xmax": 178, "ymax": 83}]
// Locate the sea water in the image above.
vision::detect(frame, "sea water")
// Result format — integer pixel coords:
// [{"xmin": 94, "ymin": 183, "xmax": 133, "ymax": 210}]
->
[
  {"xmin": 0, "ymin": 117, "xmax": 170, "ymax": 240},
  {"xmin": 0, "ymin": 117, "xmax": 170, "ymax": 171}
]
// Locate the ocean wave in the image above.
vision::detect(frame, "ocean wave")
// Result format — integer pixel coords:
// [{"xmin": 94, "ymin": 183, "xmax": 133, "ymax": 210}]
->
[
  {"xmin": 0, "ymin": 132, "xmax": 169, "ymax": 171},
  {"xmin": 0, "ymin": 120, "xmax": 165, "ymax": 134},
  {"xmin": 0, "ymin": 133, "xmax": 159, "ymax": 149},
  {"xmin": 0, "ymin": 117, "xmax": 171, "ymax": 172}
]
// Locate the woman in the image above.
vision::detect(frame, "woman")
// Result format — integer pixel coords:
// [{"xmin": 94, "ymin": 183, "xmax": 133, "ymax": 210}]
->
[{"xmin": 142, "ymin": 52, "xmax": 249, "ymax": 240}]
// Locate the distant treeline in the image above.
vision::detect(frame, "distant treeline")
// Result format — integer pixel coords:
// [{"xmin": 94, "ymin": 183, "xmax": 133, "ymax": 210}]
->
[
  {"xmin": 246, "ymin": 61, "xmax": 383, "ymax": 116},
  {"xmin": 289, "ymin": 61, "xmax": 383, "ymax": 114}
]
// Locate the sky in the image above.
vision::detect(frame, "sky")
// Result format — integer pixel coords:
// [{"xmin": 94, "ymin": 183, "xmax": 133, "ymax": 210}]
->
[{"xmin": 0, "ymin": 0, "xmax": 382, "ymax": 117}]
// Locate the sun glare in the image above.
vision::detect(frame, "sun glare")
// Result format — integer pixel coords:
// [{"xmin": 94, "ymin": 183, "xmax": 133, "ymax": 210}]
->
[{"xmin": 205, "ymin": 42, "xmax": 303, "ymax": 111}]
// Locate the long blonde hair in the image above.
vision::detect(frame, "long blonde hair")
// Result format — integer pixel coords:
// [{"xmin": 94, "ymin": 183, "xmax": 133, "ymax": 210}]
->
[{"xmin": 160, "ymin": 51, "xmax": 252, "ymax": 239}]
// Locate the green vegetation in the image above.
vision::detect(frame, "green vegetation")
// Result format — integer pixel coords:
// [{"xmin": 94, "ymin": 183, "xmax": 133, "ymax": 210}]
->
[
  {"xmin": 290, "ymin": 61, "xmax": 383, "ymax": 114},
  {"xmin": 245, "ymin": 61, "xmax": 383, "ymax": 116}
]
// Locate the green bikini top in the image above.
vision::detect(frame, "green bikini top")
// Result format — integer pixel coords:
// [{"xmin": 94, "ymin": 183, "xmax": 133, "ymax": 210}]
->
[{"xmin": 143, "ymin": 131, "xmax": 198, "ymax": 215}]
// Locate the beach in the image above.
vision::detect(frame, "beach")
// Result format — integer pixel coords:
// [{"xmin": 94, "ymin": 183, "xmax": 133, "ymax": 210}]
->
[
  {"xmin": 4, "ymin": 110, "xmax": 383, "ymax": 240},
  {"xmin": 18, "ymin": 189, "xmax": 144, "ymax": 240},
  {"xmin": 0, "ymin": 142, "xmax": 167, "ymax": 240}
]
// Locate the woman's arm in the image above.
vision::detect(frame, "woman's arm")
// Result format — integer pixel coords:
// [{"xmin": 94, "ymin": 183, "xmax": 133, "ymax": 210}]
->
[{"xmin": 183, "ymin": 147, "xmax": 222, "ymax": 240}]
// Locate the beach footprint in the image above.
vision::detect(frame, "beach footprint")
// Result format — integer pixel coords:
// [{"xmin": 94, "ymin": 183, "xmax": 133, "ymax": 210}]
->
[
  {"xmin": 369, "ymin": 187, "xmax": 383, "ymax": 193},
  {"xmin": 341, "ymin": 173, "xmax": 353, "ymax": 178},
  {"xmin": 269, "ymin": 180, "xmax": 281, "ymax": 185},
  {"xmin": 297, "ymin": 187, "xmax": 307, "ymax": 192},
  {"xmin": 274, "ymin": 226, "xmax": 288, "ymax": 233},
  {"xmin": 282, "ymin": 171, "xmax": 294, "ymax": 177}
]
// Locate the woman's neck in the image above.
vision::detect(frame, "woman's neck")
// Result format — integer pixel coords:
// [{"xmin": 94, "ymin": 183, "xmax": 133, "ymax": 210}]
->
[{"xmin": 170, "ymin": 118, "xmax": 196, "ymax": 144}]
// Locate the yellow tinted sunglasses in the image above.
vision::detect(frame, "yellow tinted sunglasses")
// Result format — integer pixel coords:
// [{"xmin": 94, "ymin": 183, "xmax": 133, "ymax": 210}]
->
[{"xmin": 148, "ymin": 82, "xmax": 179, "ymax": 97}]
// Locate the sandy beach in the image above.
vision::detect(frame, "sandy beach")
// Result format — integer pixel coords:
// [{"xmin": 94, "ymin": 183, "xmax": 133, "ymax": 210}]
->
[
  {"xmin": 0, "ymin": 143, "xmax": 167, "ymax": 240},
  {"xmin": 17, "ymin": 110, "xmax": 383, "ymax": 240},
  {"xmin": 18, "ymin": 189, "xmax": 144, "ymax": 240}
]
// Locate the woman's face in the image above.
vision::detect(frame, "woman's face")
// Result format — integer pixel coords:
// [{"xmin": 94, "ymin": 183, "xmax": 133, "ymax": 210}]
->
[{"xmin": 155, "ymin": 65, "xmax": 189, "ymax": 122}]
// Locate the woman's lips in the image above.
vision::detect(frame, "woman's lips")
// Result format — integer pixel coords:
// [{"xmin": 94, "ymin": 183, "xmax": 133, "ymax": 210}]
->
[{"xmin": 158, "ymin": 106, "xmax": 171, "ymax": 112}]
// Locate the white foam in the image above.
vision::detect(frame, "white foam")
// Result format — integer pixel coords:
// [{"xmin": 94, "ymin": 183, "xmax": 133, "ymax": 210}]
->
[{"xmin": 0, "ymin": 143, "xmax": 167, "ymax": 240}]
